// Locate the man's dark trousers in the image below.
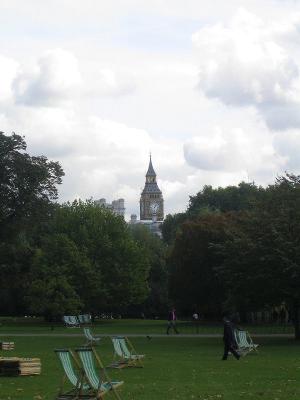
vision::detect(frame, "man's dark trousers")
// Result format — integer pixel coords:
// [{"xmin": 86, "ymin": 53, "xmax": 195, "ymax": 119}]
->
[
  {"xmin": 222, "ymin": 342, "xmax": 240, "ymax": 360},
  {"xmin": 167, "ymin": 321, "xmax": 179, "ymax": 334}
]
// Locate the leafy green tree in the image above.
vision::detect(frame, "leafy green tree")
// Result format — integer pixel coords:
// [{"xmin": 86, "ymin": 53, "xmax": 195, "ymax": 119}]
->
[
  {"xmin": 0, "ymin": 132, "xmax": 64, "ymax": 240},
  {"xmin": 129, "ymin": 224, "xmax": 168, "ymax": 316},
  {"xmin": 0, "ymin": 132, "xmax": 64, "ymax": 315},
  {"xmin": 161, "ymin": 213, "xmax": 188, "ymax": 245},
  {"xmin": 0, "ymin": 238, "xmax": 34, "ymax": 315},
  {"xmin": 188, "ymin": 182, "xmax": 263, "ymax": 215},
  {"xmin": 26, "ymin": 201, "xmax": 150, "ymax": 318},
  {"xmin": 168, "ymin": 213, "xmax": 231, "ymax": 316},
  {"xmin": 219, "ymin": 174, "xmax": 300, "ymax": 339},
  {"xmin": 26, "ymin": 234, "xmax": 85, "ymax": 320}
]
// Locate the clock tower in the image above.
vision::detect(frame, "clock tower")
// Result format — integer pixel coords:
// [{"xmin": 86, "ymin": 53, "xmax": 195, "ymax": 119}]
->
[{"xmin": 140, "ymin": 155, "xmax": 164, "ymax": 221}]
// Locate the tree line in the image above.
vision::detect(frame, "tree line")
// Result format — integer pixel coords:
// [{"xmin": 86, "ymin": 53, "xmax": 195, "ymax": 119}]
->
[
  {"xmin": 1, "ymin": 131, "xmax": 300, "ymax": 339},
  {"xmin": 163, "ymin": 178, "xmax": 300, "ymax": 339}
]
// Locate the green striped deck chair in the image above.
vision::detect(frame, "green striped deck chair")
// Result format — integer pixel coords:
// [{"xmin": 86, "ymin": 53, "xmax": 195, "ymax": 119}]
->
[
  {"xmin": 78, "ymin": 314, "xmax": 92, "ymax": 325},
  {"xmin": 84, "ymin": 328, "xmax": 101, "ymax": 346},
  {"xmin": 55, "ymin": 349, "xmax": 90, "ymax": 399},
  {"xmin": 75, "ymin": 348, "xmax": 123, "ymax": 400},
  {"xmin": 110, "ymin": 337, "xmax": 144, "ymax": 368},
  {"xmin": 234, "ymin": 330, "xmax": 259, "ymax": 355},
  {"xmin": 63, "ymin": 316, "xmax": 80, "ymax": 328}
]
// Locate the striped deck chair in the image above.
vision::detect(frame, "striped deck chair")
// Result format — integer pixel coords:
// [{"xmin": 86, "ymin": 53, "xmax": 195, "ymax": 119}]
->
[
  {"xmin": 110, "ymin": 337, "xmax": 144, "ymax": 368},
  {"xmin": 234, "ymin": 330, "xmax": 259, "ymax": 354},
  {"xmin": 75, "ymin": 347, "xmax": 123, "ymax": 400},
  {"xmin": 84, "ymin": 328, "xmax": 101, "ymax": 347},
  {"xmin": 54, "ymin": 349, "xmax": 90, "ymax": 399},
  {"xmin": 63, "ymin": 316, "xmax": 80, "ymax": 328},
  {"xmin": 78, "ymin": 314, "xmax": 92, "ymax": 325}
]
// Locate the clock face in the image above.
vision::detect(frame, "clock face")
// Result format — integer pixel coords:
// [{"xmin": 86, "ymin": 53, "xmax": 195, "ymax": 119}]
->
[{"xmin": 150, "ymin": 202, "xmax": 159, "ymax": 214}]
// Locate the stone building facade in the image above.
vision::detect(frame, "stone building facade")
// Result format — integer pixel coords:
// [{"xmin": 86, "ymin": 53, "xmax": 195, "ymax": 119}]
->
[{"xmin": 95, "ymin": 198, "xmax": 125, "ymax": 218}]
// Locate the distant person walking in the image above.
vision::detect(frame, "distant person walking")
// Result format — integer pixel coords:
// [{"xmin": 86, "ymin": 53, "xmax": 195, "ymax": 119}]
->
[
  {"xmin": 167, "ymin": 308, "xmax": 179, "ymax": 335},
  {"xmin": 222, "ymin": 316, "xmax": 240, "ymax": 360},
  {"xmin": 192, "ymin": 312, "xmax": 200, "ymax": 334}
]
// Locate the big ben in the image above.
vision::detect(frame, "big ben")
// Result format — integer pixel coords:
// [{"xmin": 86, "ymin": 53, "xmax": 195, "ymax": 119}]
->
[{"xmin": 140, "ymin": 155, "xmax": 164, "ymax": 221}]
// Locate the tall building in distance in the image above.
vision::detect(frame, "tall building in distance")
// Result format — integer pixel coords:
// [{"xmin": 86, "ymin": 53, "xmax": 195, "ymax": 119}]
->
[
  {"xmin": 140, "ymin": 155, "xmax": 164, "ymax": 221},
  {"xmin": 94, "ymin": 198, "xmax": 125, "ymax": 218}
]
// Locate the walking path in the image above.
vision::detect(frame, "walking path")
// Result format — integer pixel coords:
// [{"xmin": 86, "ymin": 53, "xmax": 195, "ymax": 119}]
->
[{"xmin": 0, "ymin": 333, "xmax": 294, "ymax": 338}]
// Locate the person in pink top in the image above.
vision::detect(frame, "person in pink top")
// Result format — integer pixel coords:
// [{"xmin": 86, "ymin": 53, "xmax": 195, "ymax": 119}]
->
[{"xmin": 166, "ymin": 308, "xmax": 179, "ymax": 334}]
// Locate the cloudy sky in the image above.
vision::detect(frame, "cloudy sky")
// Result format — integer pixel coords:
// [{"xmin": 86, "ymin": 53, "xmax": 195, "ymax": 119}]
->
[{"xmin": 1, "ymin": 0, "xmax": 300, "ymax": 218}]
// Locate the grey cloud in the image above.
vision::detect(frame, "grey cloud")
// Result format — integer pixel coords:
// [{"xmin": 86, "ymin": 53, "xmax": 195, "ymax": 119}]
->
[
  {"xmin": 261, "ymin": 103, "xmax": 300, "ymax": 131},
  {"xmin": 273, "ymin": 130, "xmax": 300, "ymax": 170},
  {"xmin": 12, "ymin": 49, "xmax": 82, "ymax": 107},
  {"xmin": 193, "ymin": 9, "xmax": 300, "ymax": 130},
  {"xmin": 184, "ymin": 141, "xmax": 230, "ymax": 171}
]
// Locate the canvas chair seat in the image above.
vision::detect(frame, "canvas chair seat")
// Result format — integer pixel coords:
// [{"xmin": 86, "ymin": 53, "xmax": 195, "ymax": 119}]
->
[
  {"xmin": 110, "ymin": 337, "xmax": 144, "ymax": 368},
  {"xmin": 234, "ymin": 329, "xmax": 259, "ymax": 355},
  {"xmin": 55, "ymin": 349, "xmax": 90, "ymax": 399},
  {"xmin": 78, "ymin": 314, "xmax": 92, "ymax": 325},
  {"xmin": 83, "ymin": 328, "xmax": 101, "ymax": 346},
  {"xmin": 76, "ymin": 347, "xmax": 123, "ymax": 399},
  {"xmin": 63, "ymin": 316, "xmax": 80, "ymax": 327}
]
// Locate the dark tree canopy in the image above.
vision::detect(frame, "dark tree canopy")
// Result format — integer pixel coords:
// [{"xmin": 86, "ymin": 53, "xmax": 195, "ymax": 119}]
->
[
  {"xmin": 0, "ymin": 132, "xmax": 64, "ymax": 239},
  {"xmin": 188, "ymin": 182, "xmax": 263, "ymax": 215},
  {"xmin": 168, "ymin": 213, "xmax": 231, "ymax": 316},
  {"xmin": 0, "ymin": 132, "xmax": 64, "ymax": 315},
  {"xmin": 26, "ymin": 201, "xmax": 150, "ymax": 319},
  {"xmin": 129, "ymin": 224, "xmax": 168, "ymax": 317},
  {"xmin": 218, "ymin": 173, "xmax": 300, "ymax": 338}
]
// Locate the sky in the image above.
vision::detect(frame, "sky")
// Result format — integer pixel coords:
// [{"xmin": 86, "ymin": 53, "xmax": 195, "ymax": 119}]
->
[{"xmin": 1, "ymin": 0, "xmax": 300, "ymax": 219}]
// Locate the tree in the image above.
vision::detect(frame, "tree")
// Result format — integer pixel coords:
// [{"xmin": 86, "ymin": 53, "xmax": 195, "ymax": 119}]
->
[
  {"xmin": 26, "ymin": 201, "xmax": 150, "ymax": 318},
  {"xmin": 129, "ymin": 224, "xmax": 168, "ymax": 317},
  {"xmin": 168, "ymin": 213, "xmax": 231, "ymax": 316},
  {"xmin": 0, "ymin": 132, "xmax": 64, "ymax": 315},
  {"xmin": 188, "ymin": 182, "xmax": 263, "ymax": 215},
  {"xmin": 26, "ymin": 234, "xmax": 85, "ymax": 320},
  {"xmin": 0, "ymin": 132, "xmax": 64, "ymax": 240},
  {"xmin": 161, "ymin": 213, "xmax": 187, "ymax": 245},
  {"xmin": 219, "ymin": 174, "xmax": 300, "ymax": 339}
]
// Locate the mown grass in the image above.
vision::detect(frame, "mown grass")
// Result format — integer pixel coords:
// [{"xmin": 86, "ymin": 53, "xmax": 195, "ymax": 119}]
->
[
  {"xmin": 0, "ymin": 317, "xmax": 294, "ymax": 335},
  {"xmin": 0, "ymin": 334, "xmax": 299, "ymax": 400}
]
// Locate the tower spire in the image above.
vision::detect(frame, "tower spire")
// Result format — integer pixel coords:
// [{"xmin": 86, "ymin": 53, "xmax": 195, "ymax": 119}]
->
[{"xmin": 146, "ymin": 153, "xmax": 156, "ymax": 177}]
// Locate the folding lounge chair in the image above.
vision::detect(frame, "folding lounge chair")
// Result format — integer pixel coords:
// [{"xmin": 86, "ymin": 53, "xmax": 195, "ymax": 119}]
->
[
  {"xmin": 110, "ymin": 337, "xmax": 144, "ymax": 368},
  {"xmin": 54, "ymin": 349, "xmax": 90, "ymax": 399},
  {"xmin": 234, "ymin": 330, "xmax": 259, "ymax": 355},
  {"xmin": 78, "ymin": 314, "xmax": 92, "ymax": 325},
  {"xmin": 84, "ymin": 328, "xmax": 101, "ymax": 346},
  {"xmin": 63, "ymin": 316, "xmax": 80, "ymax": 328},
  {"xmin": 75, "ymin": 347, "xmax": 123, "ymax": 400}
]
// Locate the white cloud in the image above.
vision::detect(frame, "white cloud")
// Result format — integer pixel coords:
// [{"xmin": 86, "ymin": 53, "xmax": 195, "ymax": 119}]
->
[
  {"xmin": 192, "ymin": 8, "xmax": 300, "ymax": 130},
  {"xmin": 184, "ymin": 125, "xmax": 284, "ymax": 178},
  {"xmin": 273, "ymin": 129, "xmax": 300, "ymax": 171},
  {"xmin": 87, "ymin": 69, "xmax": 136, "ymax": 97},
  {"xmin": 0, "ymin": 55, "xmax": 18, "ymax": 103},
  {"xmin": 12, "ymin": 49, "xmax": 82, "ymax": 106}
]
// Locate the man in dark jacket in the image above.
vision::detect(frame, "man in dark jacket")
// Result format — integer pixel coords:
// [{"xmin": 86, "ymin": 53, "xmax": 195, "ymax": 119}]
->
[
  {"xmin": 166, "ymin": 308, "xmax": 179, "ymax": 334},
  {"xmin": 222, "ymin": 316, "xmax": 240, "ymax": 360}
]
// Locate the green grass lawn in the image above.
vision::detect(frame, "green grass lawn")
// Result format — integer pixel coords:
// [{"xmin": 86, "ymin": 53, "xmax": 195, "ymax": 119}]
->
[{"xmin": 0, "ymin": 334, "xmax": 299, "ymax": 400}]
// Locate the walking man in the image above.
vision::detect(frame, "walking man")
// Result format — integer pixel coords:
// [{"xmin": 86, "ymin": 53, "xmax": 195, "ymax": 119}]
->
[
  {"xmin": 222, "ymin": 316, "xmax": 240, "ymax": 360},
  {"xmin": 167, "ymin": 308, "xmax": 179, "ymax": 334}
]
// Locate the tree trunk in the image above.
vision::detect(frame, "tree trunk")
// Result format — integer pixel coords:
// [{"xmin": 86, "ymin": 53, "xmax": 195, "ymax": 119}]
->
[{"xmin": 292, "ymin": 301, "xmax": 300, "ymax": 340}]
